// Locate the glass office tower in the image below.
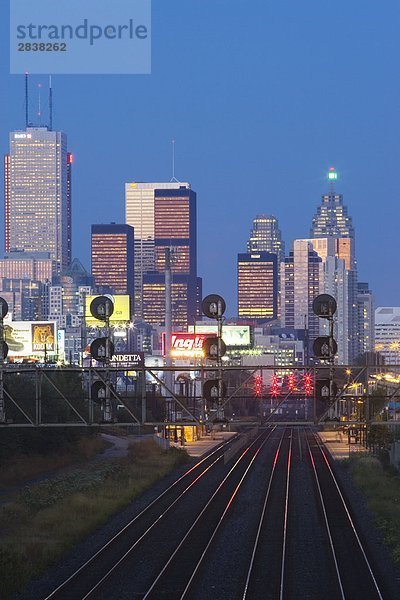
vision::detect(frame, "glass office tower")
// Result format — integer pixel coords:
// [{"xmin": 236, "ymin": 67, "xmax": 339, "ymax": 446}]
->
[{"xmin": 5, "ymin": 127, "xmax": 70, "ymax": 272}]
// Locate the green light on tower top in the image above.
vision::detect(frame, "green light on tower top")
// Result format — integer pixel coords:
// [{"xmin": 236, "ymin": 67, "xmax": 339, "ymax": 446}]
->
[{"xmin": 328, "ymin": 167, "xmax": 337, "ymax": 180}]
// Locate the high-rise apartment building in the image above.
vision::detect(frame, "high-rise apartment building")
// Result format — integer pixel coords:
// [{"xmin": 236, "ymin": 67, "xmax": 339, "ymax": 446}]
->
[
  {"xmin": 125, "ymin": 182, "xmax": 201, "ymax": 328},
  {"xmin": 281, "ymin": 240, "xmax": 323, "ymax": 346},
  {"xmin": 4, "ymin": 127, "xmax": 71, "ymax": 272},
  {"xmin": 91, "ymin": 224, "xmax": 134, "ymax": 310},
  {"xmin": 237, "ymin": 252, "xmax": 278, "ymax": 321},
  {"xmin": 247, "ymin": 215, "xmax": 285, "ymax": 264}
]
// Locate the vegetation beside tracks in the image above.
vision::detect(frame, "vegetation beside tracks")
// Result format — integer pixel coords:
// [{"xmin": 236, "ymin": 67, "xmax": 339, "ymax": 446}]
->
[
  {"xmin": 0, "ymin": 440, "xmax": 189, "ymax": 599},
  {"xmin": 346, "ymin": 454, "xmax": 400, "ymax": 564}
]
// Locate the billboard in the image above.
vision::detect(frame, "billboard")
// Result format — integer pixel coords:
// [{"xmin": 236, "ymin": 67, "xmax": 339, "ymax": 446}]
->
[
  {"xmin": 85, "ymin": 295, "xmax": 130, "ymax": 326},
  {"xmin": 188, "ymin": 325, "xmax": 251, "ymax": 348},
  {"xmin": 110, "ymin": 353, "xmax": 144, "ymax": 368},
  {"xmin": 4, "ymin": 321, "xmax": 57, "ymax": 357},
  {"xmin": 162, "ymin": 333, "xmax": 211, "ymax": 358}
]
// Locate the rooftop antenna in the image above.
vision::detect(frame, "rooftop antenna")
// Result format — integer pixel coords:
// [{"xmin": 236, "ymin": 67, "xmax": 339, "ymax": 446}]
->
[
  {"xmin": 37, "ymin": 83, "xmax": 42, "ymax": 126},
  {"xmin": 25, "ymin": 72, "xmax": 29, "ymax": 128},
  {"xmin": 170, "ymin": 139, "xmax": 180, "ymax": 183},
  {"xmin": 49, "ymin": 75, "xmax": 53, "ymax": 131}
]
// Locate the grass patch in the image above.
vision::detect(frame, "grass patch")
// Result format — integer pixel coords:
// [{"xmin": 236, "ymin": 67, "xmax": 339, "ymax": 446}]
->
[
  {"xmin": 349, "ymin": 455, "xmax": 400, "ymax": 564},
  {"xmin": 0, "ymin": 435, "xmax": 107, "ymax": 488},
  {"xmin": 0, "ymin": 440, "xmax": 189, "ymax": 599}
]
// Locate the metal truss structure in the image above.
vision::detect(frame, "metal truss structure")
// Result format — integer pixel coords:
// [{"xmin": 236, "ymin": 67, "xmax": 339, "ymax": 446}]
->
[{"xmin": 1, "ymin": 363, "xmax": 400, "ymax": 428}]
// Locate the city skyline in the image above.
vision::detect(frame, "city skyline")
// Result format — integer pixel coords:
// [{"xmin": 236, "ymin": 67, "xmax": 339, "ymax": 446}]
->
[{"xmin": 2, "ymin": 3, "xmax": 400, "ymax": 314}]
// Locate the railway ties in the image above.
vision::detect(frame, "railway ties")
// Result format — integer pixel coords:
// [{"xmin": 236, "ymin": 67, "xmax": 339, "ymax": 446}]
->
[
  {"xmin": 43, "ymin": 426, "xmax": 388, "ymax": 600},
  {"xmin": 44, "ymin": 434, "xmax": 239, "ymax": 600},
  {"xmin": 142, "ymin": 427, "xmax": 278, "ymax": 599},
  {"xmin": 306, "ymin": 430, "xmax": 384, "ymax": 600}
]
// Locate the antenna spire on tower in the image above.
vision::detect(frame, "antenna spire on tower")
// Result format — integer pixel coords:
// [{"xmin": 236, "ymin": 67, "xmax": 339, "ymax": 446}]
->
[
  {"xmin": 170, "ymin": 139, "xmax": 179, "ymax": 183},
  {"xmin": 25, "ymin": 72, "xmax": 29, "ymax": 128},
  {"xmin": 49, "ymin": 75, "xmax": 53, "ymax": 131},
  {"xmin": 37, "ymin": 82, "xmax": 42, "ymax": 126}
]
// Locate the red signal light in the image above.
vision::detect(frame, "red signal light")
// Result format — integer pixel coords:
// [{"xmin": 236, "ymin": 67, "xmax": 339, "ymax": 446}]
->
[
  {"xmin": 254, "ymin": 375, "xmax": 262, "ymax": 398},
  {"xmin": 288, "ymin": 372, "xmax": 296, "ymax": 392},
  {"xmin": 303, "ymin": 372, "xmax": 313, "ymax": 396},
  {"xmin": 270, "ymin": 373, "xmax": 279, "ymax": 397}
]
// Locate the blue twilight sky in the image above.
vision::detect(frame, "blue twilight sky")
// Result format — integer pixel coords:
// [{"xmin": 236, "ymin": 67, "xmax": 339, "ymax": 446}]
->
[{"xmin": 1, "ymin": 0, "xmax": 400, "ymax": 315}]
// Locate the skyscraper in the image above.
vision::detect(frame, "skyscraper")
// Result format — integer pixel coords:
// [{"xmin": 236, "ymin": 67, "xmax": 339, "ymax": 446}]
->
[
  {"xmin": 310, "ymin": 167, "xmax": 355, "ymax": 269},
  {"xmin": 357, "ymin": 282, "xmax": 374, "ymax": 356},
  {"xmin": 281, "ymin": 240, "xmax": 323, "ymax": 345},
  {"xmin": 91, "ymin": 224, "xmax": 134, "ymax": 310},
  {"xmin": 125, "ymin": 182, "xmax": 201, "ymax": 328},
  {"xmin": 126, "ymin": 182, "xmax": 186, "ymax": 318},
  {"xmin": 5, "ymin": 127, "xmax": 70, "ymax": 272},
  {"xmin": 66, "ymin": 153, "xmax": 73, "ymax": 266},
  {"xmin": 309, "ymin": 168, "xmax": 359, "ymax": 362},
  {"xmin": 322, "ymin": 255, "xmax": 353, "ymax": 364},
  {"xmin": 237, "ymin": 252, "xmax": 278, "ymax": 322},
  {"xmin": 247, "ymin": 215, "xmax": 285, "ymax": 264}
]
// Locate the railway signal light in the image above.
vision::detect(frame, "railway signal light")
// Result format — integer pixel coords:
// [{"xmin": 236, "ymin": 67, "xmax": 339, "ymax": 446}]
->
[
  {"xmin": 254, "ymin": 375, "xmax": 262, "ymax": 397},
  {"xmin": 90, "ymin": 295, "xmax": 114, "ymax": 321},
  {"xmin": 90, "ymin": 338, "xmax": 115, "ymax": 361},
  {"xmin": 203, "ymin": 379, "xmax": 227, "ymax": 403},
  {"xmin": 312, "ymin": 294, "xmax": 337, "ymax": 318},
  {"xmin": 202, "ymin": 337, "xmax": 226, "ymax": 360},
  {"xmin": 316, "ymin": 379, "xmax": 338, "ymax": 401},
  {"xmin": 202, "ymin": 294, "xmax": 226, "ymax": 319},
  {"xmin": 288, "ymin": 372, "xmax": 296, "ymax": 392},
  {"xmin": 303, "ymin": 372, "xmax": 313, "ymax": 396},
  {"xmin": 270, "ymin": 373, "xmax": 279, "ymax": 397},
  {"xmin": 313, "ymin": 336, "xmax": 338, "ymax": 359}
]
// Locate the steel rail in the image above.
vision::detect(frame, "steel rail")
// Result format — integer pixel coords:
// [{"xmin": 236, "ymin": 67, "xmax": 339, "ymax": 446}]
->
[
  {"xmin": 142, "ymin": 427, "xmax": 277, "ymax": 600},
  {"xmin": 279, "ymin": 428, "xmax": 292, "ymax": 600},
  {"xmin": 241, "ymin": 427, "xmax": 287, "ymax": 599},
  {"xmin": 312, "ymin": 432, "xmax": 383, "ymax": 600},
  {"xmin": 305, "ymin": 432, "xmax": 345, "ymax": 600},
  {"xmin": 44, "ymin": 434, "xmax": 237, "ymax": 600}
]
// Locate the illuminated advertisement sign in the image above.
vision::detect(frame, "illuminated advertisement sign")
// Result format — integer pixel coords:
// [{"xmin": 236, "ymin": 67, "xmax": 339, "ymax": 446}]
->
[
  {"xmin": 110, "ymin": 353, "xmax": 144, "ymax": 368},
  {"xmin": 31, "ymin": 323, "xmax": 56, "ymax": 352},
  {"xmin": 188, "ymin": 325, "xmax": 251, "ymax": 348},
  {"xmin": 85, "ymin": 295, "xmax": 130, "ymax": 326},
  {"xmin": 162, "ymin": 332, "xmax": 211, "ymax": 358},
  {"xmin": 4, "ymin": 321, "xmax": 57, "ymax": 357},
  {"xmin": 57, "ymin": 329, "xmax": 65, "ymax": 361}
]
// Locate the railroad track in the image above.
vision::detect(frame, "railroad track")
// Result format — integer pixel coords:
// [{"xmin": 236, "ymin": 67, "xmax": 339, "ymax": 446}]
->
[
  {"xmin": 305, "ymin": 430, "xmax": 384, "ymax": 600},
  {"xmin": 242, "ymin": 427, "xmax": 293, "ymax": 599},
  {"xmin": 44, "ymin": 432, "xmax": 241, "ymax": 600},
  {"xmin": 42, "ymin": 426, "xmax": 389, "ymax": 600},
  {"xmin": 141, "ymin": 426, "xmax": 280, "ymax": 599}
]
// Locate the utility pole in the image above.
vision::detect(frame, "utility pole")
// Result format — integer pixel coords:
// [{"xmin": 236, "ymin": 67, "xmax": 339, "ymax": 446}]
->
[
  {"xmin": 0, "ymin": 298, "xmax": 9, "ymax": 424},
  {"xmin": 165, "ymin": 248, "xmax": 173, "ymax": 423}
]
